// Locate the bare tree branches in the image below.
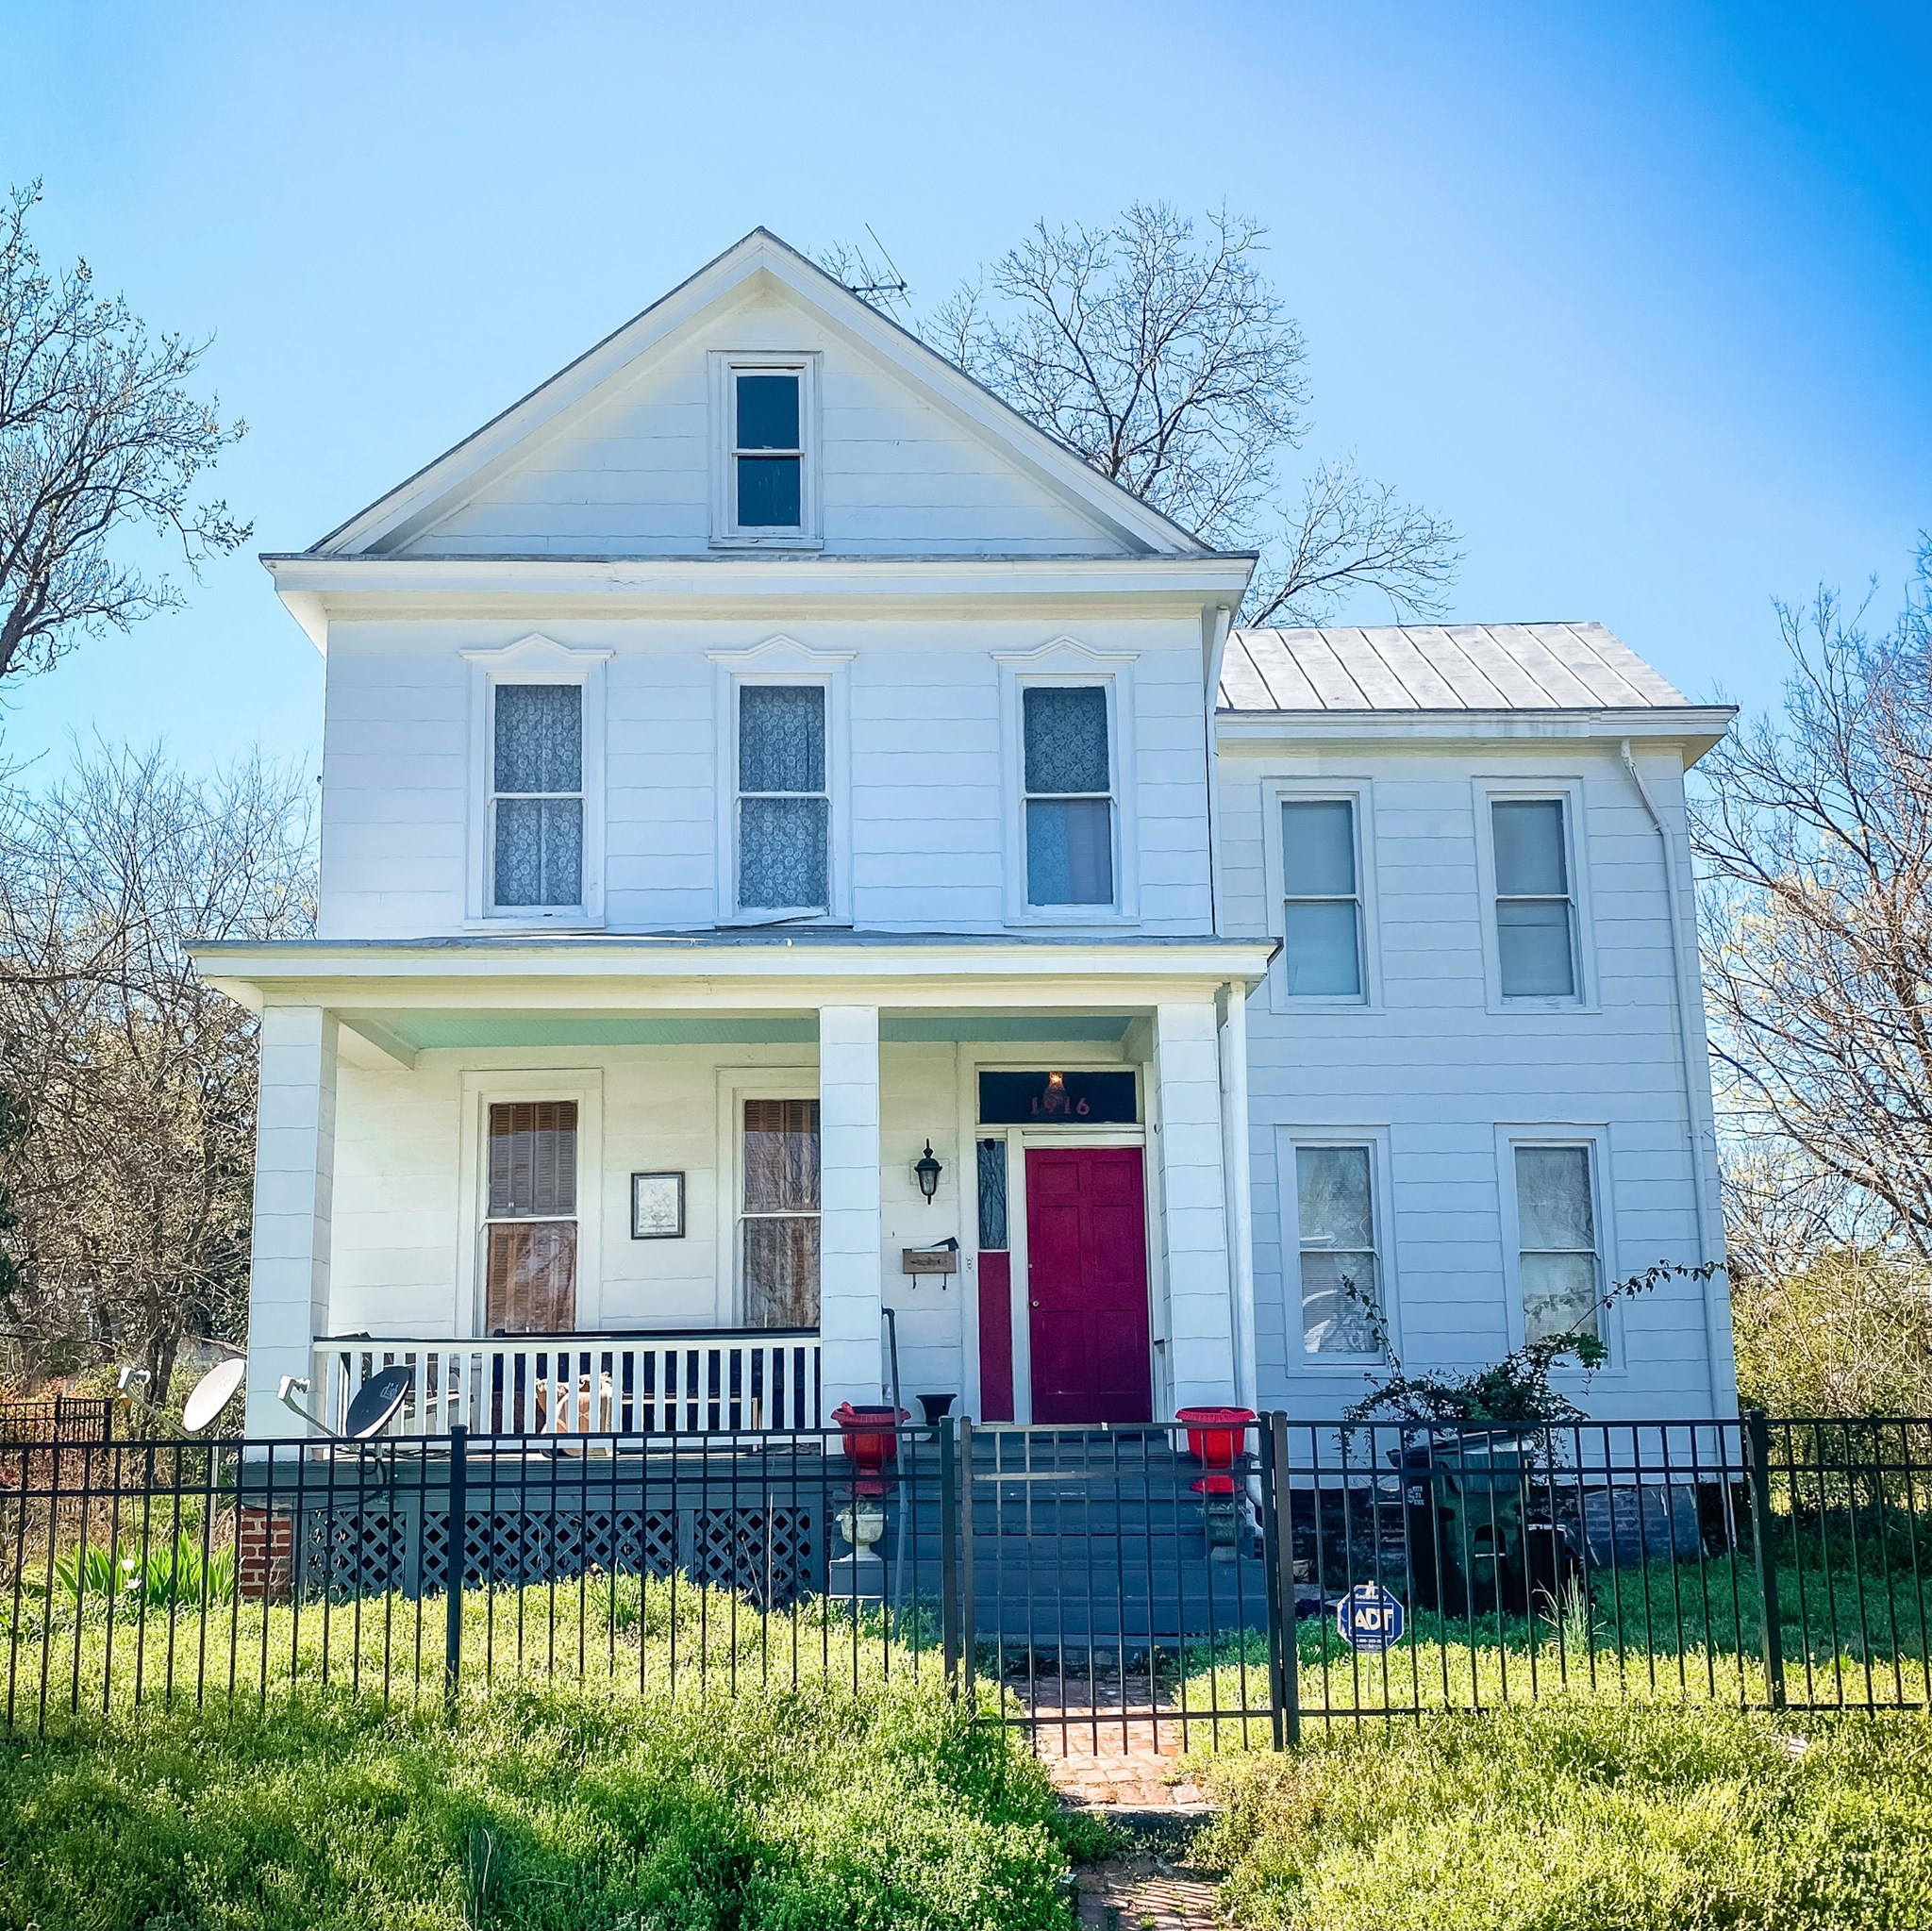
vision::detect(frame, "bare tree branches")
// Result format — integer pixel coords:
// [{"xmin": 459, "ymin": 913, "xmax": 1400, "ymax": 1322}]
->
[
  {"xmin": 1690, "ymin": 540, "xmax": 1932, "ymax": 1257},
  {"xmin": 0, "ymin": 744, "xmax": 315, "ymax": 1395},
  {"xmin": 0, "ymin": 182, "xmax": 249, "ymax": 684},
  {"xmin": 822, "ymin": 205, "xmax": 1460, "ymax": 624}
]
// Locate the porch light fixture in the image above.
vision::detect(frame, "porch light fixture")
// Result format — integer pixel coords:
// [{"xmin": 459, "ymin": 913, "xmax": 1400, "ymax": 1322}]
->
[{"xmin": 914, "ymin": 1140, "xmax": 943, "ymax": 1203}]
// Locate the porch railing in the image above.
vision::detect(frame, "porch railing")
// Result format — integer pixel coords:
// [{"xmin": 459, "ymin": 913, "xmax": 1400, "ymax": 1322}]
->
[{"xmin": 308, "ymin": 1330, "xmax": 822, "ymax": 1436}]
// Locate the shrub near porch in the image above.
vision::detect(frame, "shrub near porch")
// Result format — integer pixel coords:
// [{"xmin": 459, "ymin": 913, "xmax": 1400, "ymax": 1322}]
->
[{"xmin": 0, "ymin": 1675, "xmax": 1082, "ymax": 1931}]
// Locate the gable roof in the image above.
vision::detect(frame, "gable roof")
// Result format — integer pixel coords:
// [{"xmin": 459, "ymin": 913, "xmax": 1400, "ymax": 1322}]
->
[
  {"xmin": 308, "ymin": 228, "xmax": 1217, "ymax": 562},
  {"xmin": 1218, "ymin": 622, "xmax": 1700, "ymax": 714}
]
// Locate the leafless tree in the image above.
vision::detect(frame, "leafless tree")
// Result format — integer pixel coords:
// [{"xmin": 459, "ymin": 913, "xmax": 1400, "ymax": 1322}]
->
[
  {"xmin": 824, "ymin": 205, "xmax": 1459, "ymax": 624},
  {"xmin": 0, "ymin": 181, "xmax": 248, "ymax": 685},
  {"xmin": 0, "ymin": 743, "xmax": 314, "ymax": 1397},
  {"xmin": 1691, "ymin": 541, "xmax": 1932, "ymax": 1258}
]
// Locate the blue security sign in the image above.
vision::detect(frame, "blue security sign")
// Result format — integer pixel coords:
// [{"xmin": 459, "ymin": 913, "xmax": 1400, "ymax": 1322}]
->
[{"xmin": 1337, "ymin": 1582, "xmax": 1406, "ymax": 1654}]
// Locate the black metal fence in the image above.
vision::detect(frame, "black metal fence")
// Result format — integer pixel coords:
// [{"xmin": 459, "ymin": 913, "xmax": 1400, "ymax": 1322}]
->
[{"xmin": 3, "ymin": 1413, "xmax": 1927, "ymax": 1747}]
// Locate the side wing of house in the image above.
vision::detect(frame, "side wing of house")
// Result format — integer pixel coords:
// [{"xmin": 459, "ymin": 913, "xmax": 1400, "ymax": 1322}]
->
[{"xmin": 1217, "ymin": 624, "xmax": 1737, "ymax": 1421}]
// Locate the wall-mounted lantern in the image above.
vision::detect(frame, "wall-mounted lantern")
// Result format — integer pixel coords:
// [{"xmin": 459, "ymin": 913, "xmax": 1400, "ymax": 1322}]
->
[{"xmin": 913, "ymin": 1139, "xmax": 943, "ymax": 1204}]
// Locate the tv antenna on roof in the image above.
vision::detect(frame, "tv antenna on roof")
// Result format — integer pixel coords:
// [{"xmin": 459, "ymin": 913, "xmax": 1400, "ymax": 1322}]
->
[{"xmin": 839, "ymin": 225, "xmax": 911, "ymax": 311}]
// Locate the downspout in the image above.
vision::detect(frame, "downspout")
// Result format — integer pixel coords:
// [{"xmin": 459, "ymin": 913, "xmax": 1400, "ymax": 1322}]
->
[
  {"xmin": 1203, "ymin": 603, "xmax": 1234, "ymax": 936},
  {"xmin": 1620, "ymin": 738, "xmax": 1731, "ymax": 1411}
]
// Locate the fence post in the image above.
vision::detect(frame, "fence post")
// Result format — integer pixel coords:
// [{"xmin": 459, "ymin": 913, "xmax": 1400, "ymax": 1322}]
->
[
  {"xmin": 958, "ymin": 1416, "xmax": 975, "ymax": 1701},
  {"xmin": 1265, "ymin": 1411, "xmax": 1301, "ymax": 1748},
  {"xmin": 940, "ymin": 1417, "xmax": 960, "ymax": 1689},
  {"xmin": 1744, "ymin": 1412, "xmax": 1786, "ymax": 1711},
  {"xmin": 444, "ymin": 1422, "xmax": 467, "ymax": 1717}
]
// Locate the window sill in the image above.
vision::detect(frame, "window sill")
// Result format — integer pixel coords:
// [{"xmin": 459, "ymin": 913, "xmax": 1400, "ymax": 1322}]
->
[
  {"xmin": 1488, "ymin": 996, "xmax": 1602, "ymax": 1017},
  {"xmin": 1008, "ymin": 908, "xmax": 1139, "ymax": 929},
  {"xmin": 708, "ymin": 534, "xmax": 824, "ymax": 553},
  {"xmin": 464, "ymin": 915, "xmax": 606, "ymax": 935}
]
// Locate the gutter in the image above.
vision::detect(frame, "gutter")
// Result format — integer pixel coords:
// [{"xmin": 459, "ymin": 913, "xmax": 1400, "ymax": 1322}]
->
[{"xmin": 1620, "ymin": 738, "xmax": 1732, "ymax": 1411}]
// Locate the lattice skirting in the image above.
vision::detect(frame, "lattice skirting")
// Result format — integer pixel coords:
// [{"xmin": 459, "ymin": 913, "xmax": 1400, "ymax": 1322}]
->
[{"xmin": 292, "ymin": 1499, "xmax": 818, "ymax": 1606}]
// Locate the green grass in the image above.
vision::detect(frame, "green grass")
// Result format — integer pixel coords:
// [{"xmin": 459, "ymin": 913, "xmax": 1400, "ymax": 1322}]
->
[
  {"xmin": 1198, "ymin": 1698, "xmax": 1932, "ymax": 1930},
  {"xmin": 0, "ymin": 1672, "xmax": 1082, "ymax": 1931}
]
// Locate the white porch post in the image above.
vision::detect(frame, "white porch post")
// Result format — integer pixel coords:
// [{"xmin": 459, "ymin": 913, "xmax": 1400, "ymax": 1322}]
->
[
  {"xmin": 244, "ymin": 1007, "xmax": 339, "ymax": 1436},
  {"xmin": 818, "ymin": 1003, "xmax": 883, "ymax": 1415},
  {"xmin": 1155, "ymin": 999, "xmax": 1239, "ymax": 1413}
]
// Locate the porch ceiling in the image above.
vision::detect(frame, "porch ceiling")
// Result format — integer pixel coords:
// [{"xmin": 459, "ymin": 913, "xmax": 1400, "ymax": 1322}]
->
[{"xmin": 344, "ymin": 1009, "xmax": 1136, "ymax": 1051}]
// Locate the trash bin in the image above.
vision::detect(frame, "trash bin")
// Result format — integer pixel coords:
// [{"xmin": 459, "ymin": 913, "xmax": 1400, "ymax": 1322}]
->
[{"xmin": 1396, "ymin": 1431, "xmax": 1534, "ymax": 1617}]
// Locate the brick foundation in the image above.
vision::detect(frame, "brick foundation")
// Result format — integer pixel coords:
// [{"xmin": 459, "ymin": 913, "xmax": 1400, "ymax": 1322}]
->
[{"xmin": 237, "ymin": 1505, "xmax": 294, "ymax": 1603}]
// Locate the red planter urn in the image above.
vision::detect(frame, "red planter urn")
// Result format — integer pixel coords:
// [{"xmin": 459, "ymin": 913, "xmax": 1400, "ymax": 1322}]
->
[
  {"xmin": 831, "ymin": 1402, "xmax": 910, "ymax": 1475},
  {"xmin": 1174, "ymin": 1405, "xmax": 1257, "ymax": 1496}
]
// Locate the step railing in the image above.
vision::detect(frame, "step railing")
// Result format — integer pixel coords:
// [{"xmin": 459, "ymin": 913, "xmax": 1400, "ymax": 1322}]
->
[{"xmin": 309, "ymin": 1330, "xmax": 822, "ymax": 1437}]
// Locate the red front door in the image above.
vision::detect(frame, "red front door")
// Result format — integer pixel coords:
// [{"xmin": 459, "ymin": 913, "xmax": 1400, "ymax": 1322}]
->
[{"xmin": 1025, "ymin": 1146, "xmax": 1153, "ymax": 1423}]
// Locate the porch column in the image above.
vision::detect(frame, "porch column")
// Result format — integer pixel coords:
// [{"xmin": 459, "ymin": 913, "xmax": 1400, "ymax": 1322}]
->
[
  {"xmin": 243, "ymin": 1007, "xmax": 339, "ymax": 1436},
  {"xmin": 1155, "ymin": 999, "xmax": 1240, "ymax": 1413},
  {"xmin": 818, "ymin": 1003, "xmax": 883, "ymax": 1415}
]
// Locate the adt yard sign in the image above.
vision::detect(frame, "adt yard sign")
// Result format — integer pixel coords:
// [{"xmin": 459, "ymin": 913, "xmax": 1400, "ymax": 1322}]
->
[{"xmin": 1337, "ymin": 1583, "xmax": 1405, "ymax": 1654}]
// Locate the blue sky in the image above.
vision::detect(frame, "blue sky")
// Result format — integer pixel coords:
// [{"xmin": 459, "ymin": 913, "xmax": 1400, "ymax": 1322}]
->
[{"xmin": 3, "ymin": 0, "xmax": 1926, "ymax": 776}]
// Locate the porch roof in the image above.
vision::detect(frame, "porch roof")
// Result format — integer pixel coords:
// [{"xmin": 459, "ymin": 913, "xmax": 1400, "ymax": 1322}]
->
[{"xmin": 192, "ymin": 931, "xmax": 1278, "ymax": 1062}]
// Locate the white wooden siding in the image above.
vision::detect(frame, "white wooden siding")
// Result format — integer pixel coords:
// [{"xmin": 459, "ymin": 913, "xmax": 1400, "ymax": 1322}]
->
[
  {"xmin": 399, "ymin": 292, "xmax": 1124, "ymax": 560},
  {"xmin": 1222, "ymin": 737, "xmax": 1724, "ymax": 1420},
  {"xmin": 316, "ymin": 617, "xmax": 1214, "ymax": 940}
]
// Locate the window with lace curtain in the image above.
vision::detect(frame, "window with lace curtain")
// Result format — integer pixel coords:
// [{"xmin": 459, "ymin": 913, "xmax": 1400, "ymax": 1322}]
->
[
  {"xmin": 1023, "ymin": 685, "xmax": 1115, "ymax": 907},
  {"xmin": 738, "ymin": 684, "xmax": 828, "ymax": 912},
  {"xmin": 491, "ymin": 683, "xmax": 583, "ymax": 910}
]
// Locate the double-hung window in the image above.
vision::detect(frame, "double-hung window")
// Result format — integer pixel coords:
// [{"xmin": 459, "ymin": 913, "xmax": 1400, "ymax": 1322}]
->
[
  {"xmin": 1513, "ymin": 1143, "xmax": 1602, "ymax": 1343},
  {"xmin": 1023, "ymin": 686, "xmax": 1114, "ymax": 907},
  {"xmin": 1281, "ymin": 800, "xmax": 1362, "ymax": 997},
  {"xmin": 729, "ymin": 366, "xmax": 806, "ymax": 534},
  {"xmin": 491, "ymin": 684, "xmax": 583, "ymax": 911},
  {"xmin": 737, "ymin": 685, "xmax": 828, "ymax": 912},
  {"xmin": 741, "ymin": 1099, "xmax": 820, "ymax": 1326},
  {"xmin": 1491, "ymin": 798, "xmax": 1578, "ymax": 997},
  {"xmin": 484, "ymin": 1101, "xmax": 578, "ymax": 1334},
  {"xmin": 1293, "ymin": 1143, "xmax": 1382, "ymax": 1355}
]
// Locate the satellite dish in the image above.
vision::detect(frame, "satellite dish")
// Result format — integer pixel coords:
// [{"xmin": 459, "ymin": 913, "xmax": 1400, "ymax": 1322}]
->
[
  {"xmin": 182, "ymin": 1357, "xmax": 246, "ymax": 1434},
  {"xmin": 341, "ymin": 1364, "xmax": 414, "ymax": 1440}
]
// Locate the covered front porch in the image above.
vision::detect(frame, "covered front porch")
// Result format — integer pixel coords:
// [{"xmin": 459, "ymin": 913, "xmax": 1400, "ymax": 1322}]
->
[{"xmin": 194, "ymin": 933, "xmax": 1274, "ymax": 1440}]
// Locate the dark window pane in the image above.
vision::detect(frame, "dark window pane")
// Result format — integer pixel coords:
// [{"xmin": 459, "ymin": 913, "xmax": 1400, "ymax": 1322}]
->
[
  {"xmin": 740, "ymin": 685, "xmax": 825, "ymax": 792},
  {"xmin": 743, "ymin": 1099, "xmax": 820, "ymax": 1213},
  {"xmin": 976, "ymin": 1138, "xmax": 1008, "ymax": 1250},
  {"xmin": 1023, "ymin": 686, "xmax": 1109, "ymax": 794},
  {"xmin": 494, "ymin": 683, "xmax": 581, "ymax": 793},
  {"xmin": 1497, "ymin": 900, "xmax": 1575, "ymax": 996},
  {"xmin": 736, "ymin": 373, "xmax": 800, "ymax": 449},
  {"xmin": 1282, "ymin": 800, "xmax": 1356, "ymax": 896},
  {"xmin": 1492, "ymin": 799, "xmax": 1568, "ymax": 896},
  {"xmin": 488, "ymin": 1102, "xmax": 578, "ymax": 1217},
  {"xmin": 742, "ymin": 1217, "xmax": 820, "ymax": 1326},
  {"xmin": 977, "ymin": 1071, "xmax": 1138, "ymax": 1125},
  {"xmin": 1025, "ymin": 797, "xmax": 1113, "ymax": 904},
  {"xmin": 736, "ymin": 455, "xmax": 802, "ymax": 526}
]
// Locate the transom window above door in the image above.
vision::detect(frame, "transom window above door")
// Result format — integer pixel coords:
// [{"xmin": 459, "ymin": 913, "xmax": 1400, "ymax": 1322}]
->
[
  {"xmin": 491, "ymin": 683, "xmax": 583, "ymax": 911},
  {"xmin": 484, "ymin": 1101, "xmax": 578, "ymax": 1334},
  {"xmin": 1023, "ymin": 686, "xmax": 1115, "ymax": 907},
  {"xmin": 737, "ymin": 685, "xmax": 829, "ymax": 912}
]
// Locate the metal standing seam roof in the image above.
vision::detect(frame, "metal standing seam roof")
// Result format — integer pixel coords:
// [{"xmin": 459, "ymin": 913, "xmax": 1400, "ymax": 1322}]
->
[{"xmin": 1217, "ymin": 622, "xmax": 1692, "ymax": 713}]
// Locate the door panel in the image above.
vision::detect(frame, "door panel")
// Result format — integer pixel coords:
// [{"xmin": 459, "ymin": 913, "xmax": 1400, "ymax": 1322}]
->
[{"xmin": 1025, "ymin": 1146, "xmax": 1152, "ymax": 1423}]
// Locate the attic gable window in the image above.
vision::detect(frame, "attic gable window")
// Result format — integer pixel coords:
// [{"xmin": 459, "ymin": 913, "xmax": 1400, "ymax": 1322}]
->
[{"xmin": 711, "ymin": 354, "xmax": 820, "ymax": 546}]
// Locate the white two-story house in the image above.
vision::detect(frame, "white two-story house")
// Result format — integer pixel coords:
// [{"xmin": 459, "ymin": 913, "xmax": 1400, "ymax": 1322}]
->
[{"xmin": 198, "ymin": 230, "xmax": 1735, "ymax": 1440}]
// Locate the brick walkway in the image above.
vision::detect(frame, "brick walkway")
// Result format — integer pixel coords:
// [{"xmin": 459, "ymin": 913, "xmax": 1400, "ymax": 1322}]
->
[{"xmin": 1073, "ymin": 1853, "xmax": 1224, "ymax": 1929}]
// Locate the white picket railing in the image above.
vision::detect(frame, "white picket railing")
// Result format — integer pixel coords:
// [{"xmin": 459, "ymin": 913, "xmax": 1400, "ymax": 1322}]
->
[{"xmin": 308, "ymin": 1331, "xmax": 822, "ymax": 1438}]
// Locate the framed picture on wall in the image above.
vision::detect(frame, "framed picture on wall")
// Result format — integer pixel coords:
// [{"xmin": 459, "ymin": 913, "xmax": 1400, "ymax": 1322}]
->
[{"xmin": 630, "ymin": 1172, "xmax": 685, "ymax": 1240}]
